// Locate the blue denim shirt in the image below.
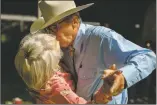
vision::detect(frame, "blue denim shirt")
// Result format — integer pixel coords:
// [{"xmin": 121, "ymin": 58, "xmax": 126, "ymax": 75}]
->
[{"xmin": 62, "ymin": 23, "xmax": 156, "ymax": 104}]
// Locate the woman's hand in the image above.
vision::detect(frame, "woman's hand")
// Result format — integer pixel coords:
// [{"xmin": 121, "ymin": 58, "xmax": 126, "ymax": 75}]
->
[
  {"xmin": 38, "ymin": 72, "xmax": 75, "ymax": 104},
  {"xmin": 42, "ymin": 72, "xmax": 87, "ymax": 104}
]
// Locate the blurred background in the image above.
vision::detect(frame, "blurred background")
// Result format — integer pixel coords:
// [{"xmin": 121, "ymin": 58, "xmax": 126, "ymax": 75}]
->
[{"xmin": 1, "ymin": 0, "xmax": 156, "ymax": 104}]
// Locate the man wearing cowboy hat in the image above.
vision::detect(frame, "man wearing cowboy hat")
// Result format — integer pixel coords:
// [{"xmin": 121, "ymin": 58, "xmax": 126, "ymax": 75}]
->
[{"xmin": 30, "ymin": 0, "xmax": 156, "ymax": 104}]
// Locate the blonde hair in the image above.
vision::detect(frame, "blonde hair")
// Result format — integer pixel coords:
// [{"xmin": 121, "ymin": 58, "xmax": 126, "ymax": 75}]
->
[{"xmin": 15, "ymin": 33, "xmax": 63, "ymax": 90}]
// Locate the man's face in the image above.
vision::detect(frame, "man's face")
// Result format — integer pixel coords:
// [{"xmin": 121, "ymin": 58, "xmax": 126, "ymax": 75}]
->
[{"xmin": 48, "ymin": 15, "xmax": 80, "ymax": 48}]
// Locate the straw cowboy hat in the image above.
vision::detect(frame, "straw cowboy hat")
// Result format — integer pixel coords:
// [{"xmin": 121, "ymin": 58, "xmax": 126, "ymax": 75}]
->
[{"xmin": 30, "ymin": 0, "xmax": 94, "ymax": 34}]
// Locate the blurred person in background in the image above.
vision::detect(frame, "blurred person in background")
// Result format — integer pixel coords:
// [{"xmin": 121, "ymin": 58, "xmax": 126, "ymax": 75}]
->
[{"xmin": 141, "ymin": 2, "xmax": 156, "ymax": 103}]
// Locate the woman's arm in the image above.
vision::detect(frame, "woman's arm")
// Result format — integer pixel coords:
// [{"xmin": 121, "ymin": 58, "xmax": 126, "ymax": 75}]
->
[{"xmin": 48, "ymin": 72, "xmax": 88, "ymax": 104}]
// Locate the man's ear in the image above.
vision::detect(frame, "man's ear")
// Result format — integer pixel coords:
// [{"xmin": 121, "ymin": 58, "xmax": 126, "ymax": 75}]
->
[{"xmin": 72, "ymin": 15, "xmax": 80, "ymax": 30}]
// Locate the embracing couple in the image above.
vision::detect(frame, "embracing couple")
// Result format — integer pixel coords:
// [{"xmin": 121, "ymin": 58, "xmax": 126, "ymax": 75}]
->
[{"xmin": 15, "ymin": 1, "xmax": 156, "ymax": 104}]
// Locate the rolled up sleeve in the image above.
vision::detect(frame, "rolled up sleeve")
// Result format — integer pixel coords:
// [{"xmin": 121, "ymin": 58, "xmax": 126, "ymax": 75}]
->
[
  {"xmin": 96, "ymin": 27, "xmax": 156, "ymax": 89},
  {"xmin": 120, "ymin": 51, "xmax": 156, "ymax": 88}
]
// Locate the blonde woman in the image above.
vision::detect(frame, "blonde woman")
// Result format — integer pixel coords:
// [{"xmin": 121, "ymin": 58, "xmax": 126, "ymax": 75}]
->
[{"xmin": 15, "ymin": 33, "xmax": 87, "ymax": 104}]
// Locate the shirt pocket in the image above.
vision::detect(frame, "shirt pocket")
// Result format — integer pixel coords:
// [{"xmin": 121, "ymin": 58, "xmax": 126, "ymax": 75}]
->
[
  {"xmin": 77, "ymin": 67, "xmax": 97, "ymax": 89},
  {"xmin": 79, "ymin": 67, "xmax": 97, "ymax": 79}
]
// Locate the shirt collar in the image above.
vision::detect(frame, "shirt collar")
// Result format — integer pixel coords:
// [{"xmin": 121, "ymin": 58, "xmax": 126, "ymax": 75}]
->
[{"xmin": 73, "ymin": 22, "xmax": 86, "ymax": 49}]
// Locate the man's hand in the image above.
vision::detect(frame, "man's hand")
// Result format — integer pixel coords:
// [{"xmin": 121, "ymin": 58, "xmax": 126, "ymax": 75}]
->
[
  {"xmin": 102, "ymin": 64, "xmax": 125, "ymax": 96},
  {"xmin": 93, "ymin": 86, "xmax": 112, "ymax": 104},
  {"xmin": 93, "ymin": 64, "xmax": 125, "ymax": 104}
]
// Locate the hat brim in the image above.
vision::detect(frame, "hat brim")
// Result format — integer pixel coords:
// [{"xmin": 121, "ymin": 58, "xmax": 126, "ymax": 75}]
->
[{"xmin": 30, "ymin": 3, "xmax": 94, "ymax": 34}]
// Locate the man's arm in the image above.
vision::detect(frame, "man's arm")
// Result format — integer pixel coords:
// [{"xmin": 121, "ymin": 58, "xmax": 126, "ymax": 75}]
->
[
  {"xmin": 97, "ymin": 27, "xmax": 156, "ymax": 88},
  {"xmin": 119, "ymin": 51, "xmax": 156, "ymax": 88},
  {"xmin": 88, "ymin": 26, "xmax": 156, "ymax": 103}
]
